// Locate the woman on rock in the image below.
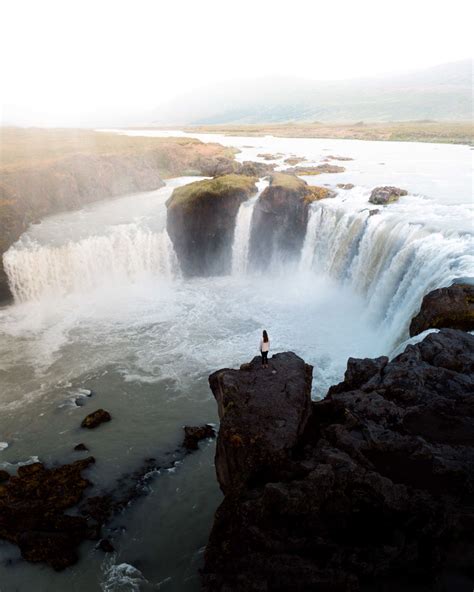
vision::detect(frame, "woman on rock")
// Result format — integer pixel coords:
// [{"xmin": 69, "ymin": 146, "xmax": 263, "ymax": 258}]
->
[{"xmin": 260, "ymin": 330, "xmax": 270, "ymax": 368}]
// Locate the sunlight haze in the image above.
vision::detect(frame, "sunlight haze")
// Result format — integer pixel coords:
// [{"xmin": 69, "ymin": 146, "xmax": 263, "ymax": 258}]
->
[{"xmin": 1, "ymin": 0, "xmax": 472, "ymax": 126}]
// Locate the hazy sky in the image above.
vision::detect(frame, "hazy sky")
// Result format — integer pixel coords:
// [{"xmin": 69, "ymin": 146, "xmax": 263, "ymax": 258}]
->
[{"xmin": 1, "ymin": 0, "xmax": 472, "ymax": 126}]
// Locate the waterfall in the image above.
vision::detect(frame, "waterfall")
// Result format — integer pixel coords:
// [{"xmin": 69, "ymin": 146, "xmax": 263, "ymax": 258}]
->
[
  {"xmin": 231, "ymin": 180, "xmax": 267, "ymax": 275},
  {"xmin": 4, "ymin": 225, "xmax": 180, "ymax": 303},
  {"xmin": 300, "ymin": 202, "xmax": 474, "ymax": 340}
]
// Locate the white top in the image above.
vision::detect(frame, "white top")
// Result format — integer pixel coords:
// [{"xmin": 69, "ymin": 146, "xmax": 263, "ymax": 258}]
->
[{"xmin": 260, "ymin": 339, "xmax": 270, "ymax": 353}]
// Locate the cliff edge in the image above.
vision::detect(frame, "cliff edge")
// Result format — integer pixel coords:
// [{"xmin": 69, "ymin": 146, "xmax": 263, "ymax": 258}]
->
[{"xmin": 203, "ymin": 329, "xmax": 474, "ymax": 591}]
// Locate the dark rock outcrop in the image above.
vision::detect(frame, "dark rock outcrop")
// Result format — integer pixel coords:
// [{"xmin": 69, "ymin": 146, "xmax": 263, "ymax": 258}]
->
[
  {"xmin": 182, "ymin": 425, "xmax": 216, "ymax": 450},
  {"xmin": 209, "ymin": 352, "xmax": 313, "ymax": 495},
  {"xmin": 0, "ymin": 470, "xmax": 10, "ymax": 483},
  {"xmin": 410, "ymin": 283, "xmax": 474, "ymax": 336},
  {"xmin": 369, "ymin": 185, "xmax": 408, "ymax": 205},
  {"xmin": 0, "ymin": 458, "xmax": 95, "ymax": 570},
  {"xmin": 74, "ymin": 443, "xmax": 89, "ymax": 452},
  {"xmin": 166, "ymin": 175, "xmax": 258, "ymax": 276},
  {"xmin": 202, "ymin": 330, "xmax": 474, "ymax": 591},
  {"xmin": 249, "ymin": 173, "xmax": 334, "ymax": 269},
  {"xmin": 81, "ymin": 409, "xmax": 111, "ymax": 429}
]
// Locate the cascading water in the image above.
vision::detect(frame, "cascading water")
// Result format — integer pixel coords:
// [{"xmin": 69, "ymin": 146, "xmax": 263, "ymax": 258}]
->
[
  {"xmin": 300, "ymin": 195, "xmax": 473, "ymax": 342},
  {"xmin": 231, "ymin": 180, "xmax": 268, "ymax": 275},
  {"xmin": 4, "ymin": 226, "xmax": 179, "ymax": 302}
]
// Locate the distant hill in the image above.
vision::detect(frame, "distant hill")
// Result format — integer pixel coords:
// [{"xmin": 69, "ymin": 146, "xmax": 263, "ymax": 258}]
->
[{"xmin": 151, "ymin": 59, "xmax": 472, "ymax": 125}]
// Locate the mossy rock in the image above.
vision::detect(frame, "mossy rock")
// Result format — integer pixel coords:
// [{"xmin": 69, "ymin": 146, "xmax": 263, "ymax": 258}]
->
[{"xmin": 166, "ymin": 174, "xmax": 258, "ymax": 212}]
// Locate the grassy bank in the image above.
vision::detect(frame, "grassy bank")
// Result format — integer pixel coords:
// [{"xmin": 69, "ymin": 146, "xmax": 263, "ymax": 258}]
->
[{"xmin": 173, "ymin": 121, "xmax": 474, "ymax": 145}]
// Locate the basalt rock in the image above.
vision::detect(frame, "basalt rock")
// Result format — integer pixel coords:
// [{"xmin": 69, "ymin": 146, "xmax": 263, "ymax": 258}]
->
[
  {"xmin": 369, "ymin": 185, "xmax": 408, "ymax": 205},
  {"xmin": 202, "ymin": 330, "xmax": 474, "ymax": 591},
  {"xmin": 81, "ymin": 409, "xmax": 111, "ymax": 429},
  {"xmin": 166, "ymin": 175, "xmax": 258, "ymax": 276},
  {"xmin": 249, "ymin": 173, "xmax": 333, "ymax": 269},
  {"xmin": 0, "ymin": 457, "xmax": 95, "ymax": 570},
  {"xmin": 410, "ymin": 283, "xmax": 474, "ymax": 336},
  {"xmin": 183, "ymin": 425, "xmax": 216, "ymax": 450},
  {"xmin": 209, "ymin": 352, "xmax": 313, "ymax": 495}
]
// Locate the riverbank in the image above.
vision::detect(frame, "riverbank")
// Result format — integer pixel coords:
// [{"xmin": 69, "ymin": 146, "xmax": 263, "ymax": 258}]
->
[{"xmin": 147, "ymin": 121, "xmax": 474, "ymax": 145}]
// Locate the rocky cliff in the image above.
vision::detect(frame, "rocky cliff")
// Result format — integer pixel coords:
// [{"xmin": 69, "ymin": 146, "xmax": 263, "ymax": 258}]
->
[
  {"xmin": 203, "ymin": 329, "xmax": 474, "ymax": 591},
  {"xmin": 249, "ymin": 173, "xmax": 334, "ymax": 269},
  {"xmin": 166, "ymin": 175, "xmax": 258, "ymax": 276}
]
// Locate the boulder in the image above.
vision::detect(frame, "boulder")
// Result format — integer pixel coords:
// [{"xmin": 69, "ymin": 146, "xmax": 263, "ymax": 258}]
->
[
  {"xmin": 209, "ymin": 352, "xmax": 313, "ymax": 495},
  {"xmin": 337, "ymin": 183, "xmax": 355, "ymax": 190},
  {"xmin": 249, "ymin": 173, "xmax": 333, "ymax": 268},
  {"xmin": 0, "ymin": 470, "xmax": 10, "ymax": 483},
  {"xmin": 0, "ymin": 458, "xmax": 95, "ymax": 570},
  {"xmin": 74, "ymin": 443, "xmax": 89, "ymax": 451},
  {"xmin": 369, "ymin": 185, "xmax": 408, "ymax": 205},
  {"xmin": 202, "ymin": 330, "xmax": 474, "ymax": 591},
  {"xmin": 182, "ymin": 425, "xmax": 216, "ymax": 450},
  {"xmin": 410, "ymin": 283, "xmax": 474, "ymax": 336},
  {"xmin": 166, "ymin": 175, "xmax": 258, "ymax": 276},
  {"xmin": 81, "ymin": 409, "xmax": 111, "ymax": 429}
]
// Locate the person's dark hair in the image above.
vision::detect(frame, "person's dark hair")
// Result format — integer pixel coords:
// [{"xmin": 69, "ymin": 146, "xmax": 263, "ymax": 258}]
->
[{"xmin": 263, "ymin": 330, "xmax": 269, "ymax": 343}]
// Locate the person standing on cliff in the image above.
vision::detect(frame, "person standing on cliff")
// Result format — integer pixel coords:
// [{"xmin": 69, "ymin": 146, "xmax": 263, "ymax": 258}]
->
[{"xmin": 260, "ymin": 330, "xmax": 270, "ymax": 368}]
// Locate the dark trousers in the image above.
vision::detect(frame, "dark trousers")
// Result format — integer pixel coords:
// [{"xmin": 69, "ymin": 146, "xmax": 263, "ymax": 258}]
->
[{"xmin": 261, "ymin": 351, "xmax": 268, "ymax": 365}]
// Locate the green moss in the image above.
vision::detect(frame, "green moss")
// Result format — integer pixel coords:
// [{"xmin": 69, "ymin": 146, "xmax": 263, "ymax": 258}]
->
[
  {"xmin": 167, "ymin": 174, "xmax": 258, "ymax": 210},
  {"xmin": 269, "ymin": 172, "xmax": 307, "ymax": 192}
]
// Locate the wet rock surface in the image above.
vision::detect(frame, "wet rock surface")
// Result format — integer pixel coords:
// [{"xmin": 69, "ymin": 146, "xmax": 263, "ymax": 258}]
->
[
  {"xmin": 369, "ymin": 185, "xmax": 408, "ymax": 205},
  {"xmin": 0, "ymin": 458, "xmax": 95, "ymax": 570},
  {"xmin": 410, "ymin": 283, "xmax": 474, "ymax": 336},
  {"xmin": 81, "ymin": 408, "xmax": 111, "ymax": 429},
  {"xmin": 183, "ymin": 425, "xmax": 216, "ymax": 450},
  {"xmin": 202, "ymin": 330, "xmax": 474, "ymax": 591}
]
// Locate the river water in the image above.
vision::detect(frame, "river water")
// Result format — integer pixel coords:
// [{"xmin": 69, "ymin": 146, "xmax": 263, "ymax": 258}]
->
[{"xmin": 0, "ymin": 132, "xmax": 472, "ymax": 591}]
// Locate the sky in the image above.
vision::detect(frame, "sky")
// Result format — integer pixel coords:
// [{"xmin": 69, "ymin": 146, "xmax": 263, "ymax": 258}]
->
[{"xmin": 1, "ymin": 0, "xmax": 472, "ymax": 126}]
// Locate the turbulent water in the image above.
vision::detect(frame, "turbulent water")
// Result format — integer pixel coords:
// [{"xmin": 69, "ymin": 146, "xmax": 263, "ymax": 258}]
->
[{"xmin": 0, "ymin": 133, "xmax": 472, "ymax": 592}]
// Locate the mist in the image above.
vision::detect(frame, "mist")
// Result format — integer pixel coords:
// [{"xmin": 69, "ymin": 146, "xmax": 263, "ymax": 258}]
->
[{"xmin": 1, "ymin": 0, "xmax": 473, "ymax": 126}]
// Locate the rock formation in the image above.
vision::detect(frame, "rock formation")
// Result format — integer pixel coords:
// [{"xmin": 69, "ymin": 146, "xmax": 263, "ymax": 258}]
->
[
  {"xmin": 203, "ymin": 329, "xmax": 474, "ymax": 591},
  {"xmin": 282, "ymin": 164, "xmax": 346, "ymax": 175},
  {"xmin": 410, "ymin": 283, "xmax": 474, "ymax": 336},
  {"xmin": 81, "ymin": 409, "xmax": 111, "ymax": 429},
  {"xmin": 0, "ymin": 458, "xmax": 96, "ymax": 570},
  {"xmin": 166, "ymin": 174, "xmax": 258, "ymax": 276},
  {"xmin": 369, "ymin": 186, "xmax": 408, "ymax": 205},
  {"xmin": 337, "ymin": 183, "xmax": 355, "ymax": 190},
  {"xmin": 249, "ymin": 173, "xmax": 334, "ymax": 269},
  {"xmin": 182, "ymin": 425, "xmax": 216, "ymax": 450}
]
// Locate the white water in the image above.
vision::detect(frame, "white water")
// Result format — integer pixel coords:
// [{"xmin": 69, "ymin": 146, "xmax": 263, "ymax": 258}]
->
[
  {"xmin": 300, "ymin": 190, "xmax": 474, "ymax": 341},
  {"xmin": 0, "ymin": 133, "xmax": 472, "ymax": 592},
  {"xmin": 231, "ymin": 180, "xmax": 267, "ymax": 275}
]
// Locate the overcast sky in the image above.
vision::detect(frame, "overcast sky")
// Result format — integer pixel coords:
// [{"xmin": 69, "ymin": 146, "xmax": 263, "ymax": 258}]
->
[{"xmin": 1, "ymin": 0, "xmax": 472, "ymax": 126}]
